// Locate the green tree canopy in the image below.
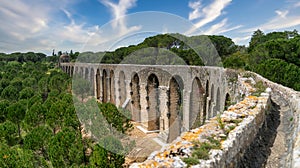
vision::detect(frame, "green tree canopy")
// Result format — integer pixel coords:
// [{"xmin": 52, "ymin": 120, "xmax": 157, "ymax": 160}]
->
[
  {"xmin": 1, "ymin": 85, "xmax": 19, "ymax": 101},
  {"xmin": 89, "ymin": 136, "xmax": 125, "ymax": 168},
  {"xmin": 23, "ymin": 126, "xmax": 52, "ymax": 152},
  {"xmin": 0, "ymin": 100, "xmax": 9, "ymax": 123},
  {"xmin": 6, "ymin": 101, "xmax": 27, "ymax": 138},
  {"xmin": 48, "ymin": 128, "xmax": 84, "ymax": 167},
  {"xmin": 0, "ymin": 121, "xmax": 18, "ymax": 146},
  {"xmin": 19, "ymin": 87, "xmax": 35, "ymax": 100},
  {"xmin": 24, "ymin": 102, "xmax": 46, "ymax": 128}
]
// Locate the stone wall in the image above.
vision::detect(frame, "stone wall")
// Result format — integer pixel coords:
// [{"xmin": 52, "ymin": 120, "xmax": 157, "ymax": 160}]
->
[
  {"xmin": 130, "ymin": 75, "xmax": 272, "ymax": 168},
  {"xmin": 244, "ymin": 72, "xmax": 300, "ymax": 168}
]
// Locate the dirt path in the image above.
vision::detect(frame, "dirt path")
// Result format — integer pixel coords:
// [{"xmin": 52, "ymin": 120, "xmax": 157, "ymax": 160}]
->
[{"xmin": 124, "ymin": 123, "xmax": 164, "ymax": 167}]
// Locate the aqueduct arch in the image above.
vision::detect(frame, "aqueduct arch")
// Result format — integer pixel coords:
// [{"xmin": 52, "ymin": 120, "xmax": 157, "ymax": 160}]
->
[
  {"xmin": 190, "ymin": 77, "xmax": 205, "ymax": 129},
  {"xmin": 119, "ymin": 71, "xmax": 126, "ymax": 106},
  {"xmin": 209, "ymin": 84, "xmax": 215, "ymax": 118},
  {"xmin": 110, "ymin": 70, "xmax": 115, "ymax": 104},
  {"xmin": 224, "ymin": 93, "xmax": 231, "ymax": 110},
  {"xmin": 62, "ymin": 63, "xmax": 234, "ymax": 143},
  {"xmin": 71, "ymin": 66, "xmax": 74, "ymax": 76},
  {"xmin": 84, "ymin": 67, "xmax": 89, "ymax": 80},
  {"xmin": 130, "ymin": 73, "xmax": 141, "ymax": 122},
  {"xmin": 75, "ymin": 66, "xmax": 78, "ymax": 75},
  {"xmin": 102, "ymin": 69, "xmax": 108, "ymax": 103},
  {"xmin": 80, "ymin": 67, "xmax": 84, "ymax": 77},
  {"xmin": 204, "ymin": 80, "xmax": 209, "ymax": 122},
  {"xmin": 168, "ymin": 75, "xmax": 184, "ymax": 142},
  {"xmin": 147, "ymin": 73, "xmax": 160, "ymax": 131},
  {"xmin": 216, "ymin": 88, "xmax": 221, "ymax": 114},
  {"xmin": 90, "ymin": 68, "xmax": 94, "ymax": 95},
  {"xmin": 96, "ymin": 69, "xmax": 101, "ymax": 99}
]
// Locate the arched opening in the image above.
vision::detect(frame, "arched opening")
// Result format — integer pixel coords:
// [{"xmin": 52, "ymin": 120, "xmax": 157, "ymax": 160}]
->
[
  {"xmin": 102, "ymin": 69, "xmax": 108, "ymax": 103},
  {"xmin": 224, "ymin": 93, "xmax": 231, "ymax": 111},
  {"xmin": 168, "ymin": 76, "xmax": 183, "ymax": 142},
  {"xmin": 90, "ymin": 68, "xmax": 95, "ymax": 96},
  {"xmin": 190, "ymin": 77, "xmax": 205, "ymax": 129},
  {"xmin": 130, "ymin": 73, "xmax": 141, "ymax": 122},
  {"xmin": 80, "ymin": 67, "xmax": 84, "ymax": 77},
  {"xmin": 85, "ymin": 67, "xmax": 89, "ymax": 80},
  {"xmin": 64, "ymin": 66, "xmax": 67, "ymax": 74},
  {"xmin": 96, "ymin": 69, "xmax": 100, "ymax": 99},
  {"xmin": 215, "ymin": 88, "xmax": 221, "ymax": 115},
  {"xmin": 203, "ymin": 80, "xmax": 209, "ymax": 123},
  {"xmin": 146, "ymin": 74, "xmax": 160, "ymax": 131},
  {"xmin": 75, "ymin": 67, "xmax": 78, "ymax": 75},
  {"xmin": 209, "ymin": 84, "xmax": 215, "ymax": 118},
  {"xmin": 66, "ymin": 66, "xmax": 70, "ymax": 75},
  {"xmin": 119, "ymin": 71, "xmax": 126, "ymax": 106},
  {"xmin": 110, "ymin": 70, "xmax": 115, "ymax": 104},
  {"xmin": 71, "ymin": 66, "xmax": 74, "ymax": 76}
]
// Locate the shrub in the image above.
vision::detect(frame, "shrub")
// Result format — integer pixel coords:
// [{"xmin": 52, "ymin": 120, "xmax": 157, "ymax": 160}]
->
[{"xmin": 182, "ymin": 157, "xmax": 199, "ymax": 167}]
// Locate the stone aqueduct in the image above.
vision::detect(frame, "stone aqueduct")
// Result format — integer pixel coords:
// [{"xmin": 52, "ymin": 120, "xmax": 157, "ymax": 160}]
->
[
  {"xmin": 59, "ymin": 63, "xmax": 300, "ymax": 167},
  {"xmin": 60, "ymin": 63, "xmax": 234, "ymax": 142}
]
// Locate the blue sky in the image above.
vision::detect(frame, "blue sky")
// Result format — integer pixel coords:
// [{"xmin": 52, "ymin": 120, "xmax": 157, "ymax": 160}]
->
[{"xmin": 1, "ymin": 0, "xmax": 300, "ymax": 55}]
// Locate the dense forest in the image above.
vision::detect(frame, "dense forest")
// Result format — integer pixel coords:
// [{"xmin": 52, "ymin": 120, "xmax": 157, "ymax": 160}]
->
[
  {"xmin": 223, "ymin": 29, "xmax": 300, "ymax": 91},
  {"xmin": 0, "ymin": 29, "xmax": 299, "ymax": 167},
  {"xmin": 0, "ymin": 60, "xmax": 132, "ymax": 167}
]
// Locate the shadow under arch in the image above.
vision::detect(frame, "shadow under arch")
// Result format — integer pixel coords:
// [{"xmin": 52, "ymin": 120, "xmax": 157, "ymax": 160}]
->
[
  {"xmin": 190, "ymin": 77, "xmax": 205, "ymax": 129},
  {"xmin": 96, "ymin": 69, "xmax": 101, "ymax": 99},
  {"xmin": 224, "ymin": 93, "xmax": 231, "ymax": 111},
  {"xmin": 209, "ymin": 84, "xmax": 215, "ymax": 118},
  {"xmin": 146, "ymin": 73, "xmax": 160, "ymax": 131},
  {"xmin": 110, "ymin": 70, "xmax": 115, "ymax": 104},
  {"xmin": 102, "ymin": 69, "xmax": 108, "ymax": 103},
  {"xmin": 90, "ymin": 68, "xmax": 95, "ymax": 96},
  {"xmin": 130, "ymin": 72, "xmax": 141, "ymax": 122},
  {"xmin": 167, "ymin": 75, "xmax": 184, "ymax": 142},
  {"xmin": 118, "ymin": 71, "xmax": 126, "ymax": 106},
  {"xmin": 203, "ymin": 80, "xmax": 209, "ymax": 123},
  {"xmin": 216, "ymin": 87, "xmax": 221, "ymax": 115}
]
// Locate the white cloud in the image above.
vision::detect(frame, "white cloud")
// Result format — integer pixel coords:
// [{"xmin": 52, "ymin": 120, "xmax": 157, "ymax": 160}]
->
[
  {"xmin": 58, "ymin": 9, "xmax": 99, "ymax": 44},
  {"xmin": 243, "ymin": 9, "xmax": 300, "ymax": 33},
  {"xmin": 100, "ymin": 0, "xmax": 136, "ymax": 20},
  {"xmin": 62, "ymin": 9, "xmax": 75, "ymax": 24},
  {"xmin": 202, "ymin": 18, "xmax": 242, "ymax": 35},
  {"xmin": 0, "ymin": 1, "xmax": 50, "ymax": 41},
  {"xmin": 232, "ymin": 36, "xmax": 251, "ymax": 45},
  {"xmin": 188, "ymin": 1, "xmax": 202, "ymax": 20},
  {"xmin": 187, "ymin": 0, "xmax": 232, "ymax": 35},
  {"xmin": 99, "ymin": 0, "xmax": 140, "ymax": 35},
  {"xmin": 275, "ymin": 10, "xmax": 288, "ymax": 18},
  {"xmin": 232, "ymin": 1, "xmax": 300, "ymax": 46},
  {"xmin": 0, "ymin": 0, "xmax": 106, "ymax": 54}
]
